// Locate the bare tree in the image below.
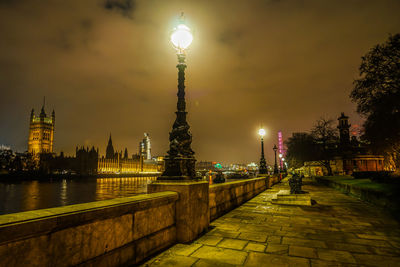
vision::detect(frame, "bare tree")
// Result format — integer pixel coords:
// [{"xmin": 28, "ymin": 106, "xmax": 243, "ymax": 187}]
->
[{"xmin": 311, "ymin": 118, "xmax": 338, "ymax": 176}]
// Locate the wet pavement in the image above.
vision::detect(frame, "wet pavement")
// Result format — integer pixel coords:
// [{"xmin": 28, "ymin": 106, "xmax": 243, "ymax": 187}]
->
[{"xmin": 142, "ymin": 178, "xmax": 400, "ymax": 266}]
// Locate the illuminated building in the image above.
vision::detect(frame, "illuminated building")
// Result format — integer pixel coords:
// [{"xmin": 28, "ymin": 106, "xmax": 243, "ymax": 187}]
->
[
  {"xmin": 28, "ymin": 103, "xmax": 55, "ymax": 157},
  {"xmin": 196, "ymin": 161, "xmax": 216, "ymax": 171},
  {"xmin": 139, "ymin": 133, "xmax": 151, "ymax": 160},
  {"xmin": 98, "ymin": 134, "xmax": 161, "ymax": 174}
]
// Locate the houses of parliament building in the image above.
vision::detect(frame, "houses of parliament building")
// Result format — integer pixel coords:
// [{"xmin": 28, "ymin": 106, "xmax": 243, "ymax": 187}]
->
[
  {"xmin": 97, "ymin": 134, "xmax": 161, "ymax": 174},
  {"xmin": 27, "ymin": 102, "xmax": 162, "ymax": 174}
]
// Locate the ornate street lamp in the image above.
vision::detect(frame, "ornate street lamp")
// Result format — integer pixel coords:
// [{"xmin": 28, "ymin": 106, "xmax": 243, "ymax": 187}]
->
[
  {"xmin": 273, "ymin": 144, "xmax": 279, "ymax": 174},
  {"xmin": 258, "ymin": 129, "xmax": 267, "ymax": 174},
  {"xmin": 159, "ymin": 14, "xmax": 196, "ymax": 180}
]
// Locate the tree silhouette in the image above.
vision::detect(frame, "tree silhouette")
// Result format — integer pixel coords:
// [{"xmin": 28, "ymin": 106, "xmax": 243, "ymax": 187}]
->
[{"xmin": 350, "ymin": 34, "xmax": 400, "ymax": 170}]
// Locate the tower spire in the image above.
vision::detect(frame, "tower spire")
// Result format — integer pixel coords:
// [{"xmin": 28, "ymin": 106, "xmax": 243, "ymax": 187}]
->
[{"xmin": 106, "ymin": 133, "xmax": 115, "ymax": 159}]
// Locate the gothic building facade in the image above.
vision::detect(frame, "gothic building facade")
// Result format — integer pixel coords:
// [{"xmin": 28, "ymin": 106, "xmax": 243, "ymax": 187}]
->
[
  {"xmin": 28, "ymin": 104, "xmax": 55, "ymax": 157},
  {"xmin": 97, "ymin": 134, "xmax": 161, "ymax": 174}
]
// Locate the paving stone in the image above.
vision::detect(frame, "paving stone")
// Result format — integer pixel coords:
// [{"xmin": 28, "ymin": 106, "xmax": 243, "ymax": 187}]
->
[
  {"xmin": 267, "ymin": 235, "xmax": 282, "ymax": 244},
  {"xmin": 265, "ymin": 244, "xmax": 289, "ymax": 254},
  {"xmin": 238, "ymin": 232, "xmax": 268, "ymax": 242},
  {"xmin": 326, "ymin": 242, "xmax": 371, "ymax": 253},
  {"xmin": 310, "ymin": 258, "xmax": 358, "ymax": 267},
  {"xmin": 244, "ymin": 251, "xmax": 309, "ymax": 267},
  {"xmin": 390, "ymin": 241, "xmax": 400, "ymax": 249},
  {"xmin": 369, "ymin": 246, "xmax": 400, "ymax": 256},
  {"xmin": 306, "ymin": 233, "xmax": 347, "ymax": 242},
  {"xmin": 289, "ymin": 245, "xmax": 318, "ymax": 258},
  {"xmin": 244, "ymin": 242, "xmax": 266, "ymax": 252},
  {"xmin": 274, "ymin": 230, "xmax": 307, "ymax": 238},
  {"xmin": 169, "ymin": 243, "xmax": 202, "ymax": 256},
  {"xmin": 206, "ymin": 229, "xmax": 240, "ymax": 239},
  {"xmin": 193, "ymin": 259, "xmax": 236, "ymax": 267},
  {"xmin": 238, "ymin": 225, "xmax": 276, "ymax": 234},
  {"xmin": 282, "ymin": 237, "xmax": 327, "ymax": 248},
  {"xmin": 196, "ymin": 235, "xmax": 223, "ymax": 246},
  {"xmin": 147, "ymin": 255, "xmax": 198, "ymax": 266},
  {"xmin": 352, "ymin": 253, "xmax": 400, "ymax": 266},
  {"xmin": 345, "ymin": 238, "xmax": 392, "ymax": 247},
  {"xmin": 317, "ymin": 249, "xmax": 356, "ymax": 263},
  {"xmin": 191, "ymin": 245, "xmax": 248, "ymax": 265},
  {"xmin": 217, "ymin": 238, "xmax": 248, "ymax": 250},
  {"xmin": 356, "ymin": 233, "xmax": 390, "ymax": 240}
]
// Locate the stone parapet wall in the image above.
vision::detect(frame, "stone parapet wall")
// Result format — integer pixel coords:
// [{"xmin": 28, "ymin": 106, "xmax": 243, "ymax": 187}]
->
[
  {"xmin": 0, "ymin": 191, "xmax": 178, "ymax": 266},
  {"xmin": 0, "ymin": 177, "xmax": 278, "ymax": 266},
  {"xmin": 209, "ymin": 177, "xmax": 268, "ymax": 221}
]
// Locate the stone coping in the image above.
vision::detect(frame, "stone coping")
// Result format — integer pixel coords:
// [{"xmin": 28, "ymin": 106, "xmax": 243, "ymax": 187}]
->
[
  {"xmin": 210, "ymin": 177, "xmax": 267, "ymax": 190},
  {"xmin": 150, "ymin": 180, "xmax": 209, "ymax": 186},
  {"xmin": 0, "ymin": 191, "xmax": 178, "ymax": 244}
]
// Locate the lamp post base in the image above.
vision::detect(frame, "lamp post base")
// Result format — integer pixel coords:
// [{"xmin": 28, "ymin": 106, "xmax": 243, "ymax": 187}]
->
[{"xmin": 159, "ymin": 156, "xmax": 197, "ymax": 180}]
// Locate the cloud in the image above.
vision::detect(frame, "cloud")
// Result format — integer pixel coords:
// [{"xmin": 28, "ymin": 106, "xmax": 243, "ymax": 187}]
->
[{"xmin": 104, "ymin": 0, "xmax": 136, "ymax": 18}]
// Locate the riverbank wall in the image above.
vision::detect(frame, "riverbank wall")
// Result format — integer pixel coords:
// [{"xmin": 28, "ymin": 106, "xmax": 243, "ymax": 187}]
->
[
  {"xmin": 0, "ymin": 177, "xmax": 274, "ymax": 266},
  {"xmin": 209, "ymin": 177, "xmax": 269, "ymax": 220}
]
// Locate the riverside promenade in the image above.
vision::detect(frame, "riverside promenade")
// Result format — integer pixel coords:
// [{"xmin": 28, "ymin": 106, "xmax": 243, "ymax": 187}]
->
[{"xmin": 142, "ymin": 178, "xmax": 400, "ymax": 266}]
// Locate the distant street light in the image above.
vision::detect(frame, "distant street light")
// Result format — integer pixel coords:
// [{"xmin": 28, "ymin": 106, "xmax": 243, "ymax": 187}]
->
[
  {"xmin": 258, "ymin": 129, "xmax": 267, "ymax": 174},
  {"xmin": 273, "ymin": 144, "xmax": 279, "ymax": 174},
  {"xmin": 282, "ymin": 157, "xmax": 287, "ymax": 173},
  {"xmin": 159, "ymin": 14, "xmax": 196, "ymax": 180}
]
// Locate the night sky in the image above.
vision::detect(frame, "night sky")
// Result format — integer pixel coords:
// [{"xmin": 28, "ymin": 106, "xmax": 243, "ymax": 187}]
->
[{"xmin": 1, "ymin": 0, "xmax": 399, "ymax": 164}]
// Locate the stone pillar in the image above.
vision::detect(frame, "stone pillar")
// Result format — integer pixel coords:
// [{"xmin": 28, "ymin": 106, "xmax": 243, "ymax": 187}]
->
[{"xmin": 148, "ymin": 181, "xmax": 209, "ymax": 243}]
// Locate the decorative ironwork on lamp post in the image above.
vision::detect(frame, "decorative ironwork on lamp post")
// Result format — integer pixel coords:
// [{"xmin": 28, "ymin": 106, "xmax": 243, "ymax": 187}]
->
[
  {"xmin": 273, "ymin": 144, "xmax": 279, "ymax": 174},
  {"xmin": 159, "ymin": 14, "xmax": 197, "ymax": 180},
  {"xmin": 258, "ymin": 129, "xmax": 267, "ymax": 174}
]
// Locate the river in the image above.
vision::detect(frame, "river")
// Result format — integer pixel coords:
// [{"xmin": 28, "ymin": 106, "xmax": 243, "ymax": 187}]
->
[{"xmin": 0, "ymin": 176, "xmax": 157, "ymax": 215}]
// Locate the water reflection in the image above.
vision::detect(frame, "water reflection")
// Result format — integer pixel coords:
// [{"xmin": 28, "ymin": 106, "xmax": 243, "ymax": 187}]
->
[
  {"xmin": 0, "ymin": 176, "xmax": 157, "ymax": 215},
  {"xmin": 24, "ymin": 180, "xmax": 39, "ymax": 211},
  {"xmin": 95, "ymin": 177, "xmax": 157, "ymax": 200},
  {"xmin": 60, "ymin": 179, "xmax": 67, "ymax": 206}
]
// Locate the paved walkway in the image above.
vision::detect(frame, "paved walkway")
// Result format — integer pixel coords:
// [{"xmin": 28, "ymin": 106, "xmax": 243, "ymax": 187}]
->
[{"xmin": 142, "ymin": 179, "xmax": 400, "ymax": 266}]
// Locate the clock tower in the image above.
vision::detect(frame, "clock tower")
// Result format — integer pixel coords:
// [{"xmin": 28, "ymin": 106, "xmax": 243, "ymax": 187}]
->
[{"xmin": 337, "ymin": 112, "xmax": 351, "ymax": 149}]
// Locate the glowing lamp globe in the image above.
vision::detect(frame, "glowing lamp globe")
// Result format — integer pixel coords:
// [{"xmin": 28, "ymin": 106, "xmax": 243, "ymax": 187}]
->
[
  {"xmin": 171, "ymin": 24, "xmax": 193, "ymax": 51},
  {"xmin": 258, "ymin": 129, "xmax": 266, "ymax": 137}
]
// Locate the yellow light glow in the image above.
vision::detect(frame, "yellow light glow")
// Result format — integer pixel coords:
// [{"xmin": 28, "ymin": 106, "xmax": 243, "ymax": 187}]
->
[
  {"xmin": 258, "ymin": 128, "xmax": 266, "ymax": 137},
  {"xmin": 171, "ymin": 24, "xmax": 193, "ymax": 50}
]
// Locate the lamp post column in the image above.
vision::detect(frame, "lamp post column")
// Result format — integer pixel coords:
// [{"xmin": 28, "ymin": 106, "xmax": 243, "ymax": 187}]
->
[
  {"xmin": 273, "ymin": 145, "xmax": 279, "ymax": 174},
  {"xmin": 259, "ymin": 136, "xmax": 267, "ymax": 174},
  {"xmin": 159, "ymin": 53, "xmax": 196, "ymax": 180},
  {"xmin": 149, "ymin": 14, "xmax": 209, "ymax": 244}
]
